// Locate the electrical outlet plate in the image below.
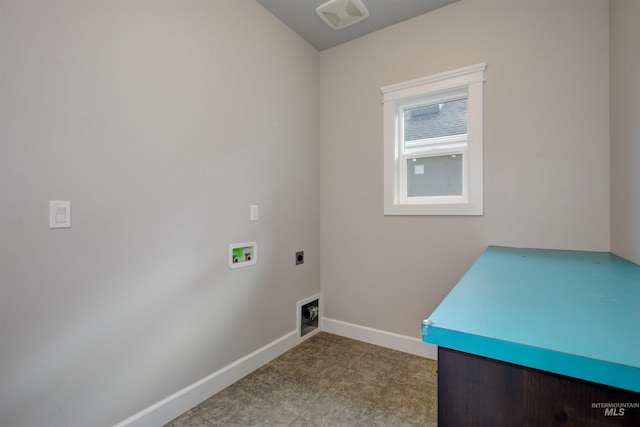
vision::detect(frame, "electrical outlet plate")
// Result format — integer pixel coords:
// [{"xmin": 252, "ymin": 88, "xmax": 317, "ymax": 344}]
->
[{"xmin": 228, "ymin": 242, "xmax": 257, "ymax": 269}]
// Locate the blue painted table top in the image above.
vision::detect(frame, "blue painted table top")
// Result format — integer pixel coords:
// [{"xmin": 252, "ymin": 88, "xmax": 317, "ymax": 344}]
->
[{"xmin": 422, "ymin": 246, "xmax": 640, "ymax": 393}]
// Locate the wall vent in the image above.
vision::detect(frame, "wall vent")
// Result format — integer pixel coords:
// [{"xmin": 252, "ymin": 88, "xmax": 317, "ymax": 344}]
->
[
  {"xmin": 297, "ymin": 294, "xmax": 321, "ymax": 342},
  {"xmin": 316, "ymin": 0, "xmax": 369, "ymax": 30}
]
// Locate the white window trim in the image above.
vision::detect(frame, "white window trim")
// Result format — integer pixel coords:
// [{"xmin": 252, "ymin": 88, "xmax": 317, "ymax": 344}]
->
[{"xmin": 381, "ymin": 63, "xmax": 486, "ymax": 216}]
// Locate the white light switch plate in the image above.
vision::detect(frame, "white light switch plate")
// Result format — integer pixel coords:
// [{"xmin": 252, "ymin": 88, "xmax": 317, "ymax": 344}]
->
[
  {"xmin": 49, "ymin": 201, "xmax": 71, "ymax": 228},
  {"xmin": 250, "ymin": 205, "xmax": 259, "ymax": 221}
]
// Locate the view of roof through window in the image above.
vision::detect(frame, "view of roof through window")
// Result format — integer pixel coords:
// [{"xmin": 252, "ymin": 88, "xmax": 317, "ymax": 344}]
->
[{"xmin": 404, "ymin": 98, "xmax": 468, "ymax": 142}]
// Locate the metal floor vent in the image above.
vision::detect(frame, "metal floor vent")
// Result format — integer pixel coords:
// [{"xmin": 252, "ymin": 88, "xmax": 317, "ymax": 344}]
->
[{"xmin": 316, "ymin": 0, "xmax": 370, "ymax": 30}]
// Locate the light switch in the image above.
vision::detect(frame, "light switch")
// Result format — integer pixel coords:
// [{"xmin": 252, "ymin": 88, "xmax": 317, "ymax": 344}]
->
[
  {"xmin": 50, "ymin": 201, "xmax": 71, "ymax": 228},
  {"xmin": 250, "ymin": 205, "xmax": 259, "ymax": 221},
  {"xmin": 55, "ymin": 206, "xmax": 67, "ymax": 223}
]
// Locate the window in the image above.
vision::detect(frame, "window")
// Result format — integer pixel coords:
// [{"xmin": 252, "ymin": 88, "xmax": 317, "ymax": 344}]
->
[{"xmin": 381, "ymin": 63, "xmax": 486, "ymax": 215}]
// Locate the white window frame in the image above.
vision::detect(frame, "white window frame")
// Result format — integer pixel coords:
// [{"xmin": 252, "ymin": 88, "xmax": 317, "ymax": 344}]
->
[{"xmin": 381, "ymin": 63, "xmax": 486, "ymax": 216}]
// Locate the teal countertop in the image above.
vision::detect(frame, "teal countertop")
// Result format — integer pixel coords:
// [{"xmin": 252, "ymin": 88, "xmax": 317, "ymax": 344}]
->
[{"xmin": 422, "ymin": 246, "xmax": 640, "ymax": 393}]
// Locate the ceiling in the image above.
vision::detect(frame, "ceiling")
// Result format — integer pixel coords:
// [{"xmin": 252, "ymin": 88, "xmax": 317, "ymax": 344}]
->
[{"xmin": 256, "ymin": 0, "xmax": 461, "ymax": 51}]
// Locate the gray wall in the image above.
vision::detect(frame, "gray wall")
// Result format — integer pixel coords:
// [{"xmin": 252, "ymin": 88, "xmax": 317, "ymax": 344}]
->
[
  {"xmin": 610, "ymin": 0, "xmax": 640, "ymax": 264},
  {"xmin": 2, "ymin": 0, "xmax": 631, "ymax": 426},
  {"xmin": 319, "ymin": 0, "xmax": 610, "ymax": 338},
  {"xmin": 0, "ymin": 1, "xmax": 319, "ymax": 426}
]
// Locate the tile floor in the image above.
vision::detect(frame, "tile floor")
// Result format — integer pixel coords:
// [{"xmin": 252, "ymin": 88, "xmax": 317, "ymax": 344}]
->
[{"xmin": 165, "ymin": 332, "xmax": 437, "ymax": 427}]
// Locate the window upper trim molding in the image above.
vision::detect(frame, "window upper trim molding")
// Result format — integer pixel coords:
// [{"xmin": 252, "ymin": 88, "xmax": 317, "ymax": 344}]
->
[{"xmin": 381, "ymin": 62, "xmax": 487, "ymax": 103}]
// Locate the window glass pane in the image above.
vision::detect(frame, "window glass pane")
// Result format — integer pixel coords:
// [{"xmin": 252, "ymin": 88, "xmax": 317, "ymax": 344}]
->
[
  {"xmin": 404, "ymin": 98, "xmax": 467, "ymax": 143},
  {"xmin": 407, "ymin": 154, "xmax": 463, "ymax": 197}
]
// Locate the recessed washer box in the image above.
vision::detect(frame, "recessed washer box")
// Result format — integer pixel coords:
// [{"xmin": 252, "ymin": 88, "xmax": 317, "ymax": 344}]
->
[{"xmin": 228, "ymin": 242, "xmax": 257, "ymax": 269}]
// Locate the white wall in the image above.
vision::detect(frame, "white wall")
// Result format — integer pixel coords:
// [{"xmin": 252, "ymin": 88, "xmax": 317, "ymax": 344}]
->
[
  {"xmin": 0, "ymin": 1, "xmax": 319, "ymax": 426},
  {"xmin": 610, "ymin": 0, "xmax": 640, "ymax": 264},
  {"xmin": 319, "ymin": 0, "xmax": 610, "ymax": 338}
]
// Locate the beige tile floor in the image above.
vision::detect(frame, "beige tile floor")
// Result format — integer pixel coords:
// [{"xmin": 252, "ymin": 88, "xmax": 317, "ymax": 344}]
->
[{"xmin": 165, "ymin": 332, "xmax": 437, "ymax": 427}]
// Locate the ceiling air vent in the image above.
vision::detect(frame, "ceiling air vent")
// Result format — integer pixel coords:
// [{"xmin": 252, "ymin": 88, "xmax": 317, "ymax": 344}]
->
[{"xmin": 316, "ymin": 0, "xmax": 370, "ymax": 30}]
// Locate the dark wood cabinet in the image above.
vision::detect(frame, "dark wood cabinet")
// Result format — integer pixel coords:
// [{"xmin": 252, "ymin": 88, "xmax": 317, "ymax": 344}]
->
[{"xmin": 438, "ymin": 347, "xmax": 640, "ymax": 427}]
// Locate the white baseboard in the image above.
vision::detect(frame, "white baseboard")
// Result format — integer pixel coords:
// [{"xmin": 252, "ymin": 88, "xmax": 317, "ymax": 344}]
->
[
  {"xmin": 114, "ymin": 319, "xmax": 436, "ymax": 426},
  {"xmin": 114, "ymin": 330, "xmax": 298, "ymax": 427},
  {"xmin": 322, "ymin": 317, "xmax": 437, "ymax": 360}
]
